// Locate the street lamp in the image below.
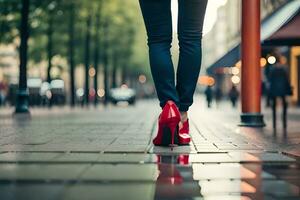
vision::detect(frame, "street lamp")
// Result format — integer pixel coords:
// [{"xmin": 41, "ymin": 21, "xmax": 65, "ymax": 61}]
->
[{"xmin": 15, "ymin": 0, "xmax": 30, "ymax": 114}]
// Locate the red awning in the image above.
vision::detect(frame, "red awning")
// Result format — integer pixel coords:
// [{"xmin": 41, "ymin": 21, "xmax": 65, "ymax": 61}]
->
[
  {"xmin": 264, "ymin": 11, "xmax": 300, "ymax": 46},
  {"xmin": 270, "ymin": 12, "xmax": 300, "ymax": 39}
]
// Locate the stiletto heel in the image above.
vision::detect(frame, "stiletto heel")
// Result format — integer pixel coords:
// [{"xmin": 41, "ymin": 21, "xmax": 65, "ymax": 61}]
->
[
  {"xmin": 168, "ymin": 121, "xmax": 179, "ymax": 146},
  {"xmin": 153, "ymin": 101, "xmax": 181, "ymax": 146}
]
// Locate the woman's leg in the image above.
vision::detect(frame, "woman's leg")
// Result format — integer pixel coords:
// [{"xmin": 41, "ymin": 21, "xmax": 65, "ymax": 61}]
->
[
  {"xmin": 272, "ymin": 97, "xmax": 277, "ymax": 129},
  {"xmin": 282, "ymin": 96, "xmax": 287, "ymax": 129},
  {"xmin": 139, "ymin": 0, "xmax": 179, "ymax": 108},
  {"xmin": 176, "ymin": 0, "xmax": 208, "ymax": 112}
]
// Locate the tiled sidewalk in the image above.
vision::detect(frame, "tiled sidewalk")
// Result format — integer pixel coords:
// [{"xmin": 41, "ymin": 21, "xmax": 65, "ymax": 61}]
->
[{"xmin": 0, "ymin": 99, "xmax": 299, "ymax": 200}]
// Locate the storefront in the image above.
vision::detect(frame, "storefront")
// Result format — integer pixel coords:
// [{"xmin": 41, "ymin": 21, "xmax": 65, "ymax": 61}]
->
[{"xmin": 207, "ymin": 1, "xmax": 300, "ymax": 105}]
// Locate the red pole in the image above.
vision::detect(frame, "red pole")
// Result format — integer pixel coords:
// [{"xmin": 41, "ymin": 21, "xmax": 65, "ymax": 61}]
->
[{"xmin": 240, "ymin": 0, "xmax": 265, "ymax": 127}]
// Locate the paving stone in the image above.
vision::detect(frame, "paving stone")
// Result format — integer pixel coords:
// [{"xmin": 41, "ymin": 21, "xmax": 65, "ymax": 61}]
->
[
  {"xmin": 53, "ymin": 153, "xmax": 100, "ymax": 162},
  {"xmin": 0, "ymin": 184, "xmax": 66, "ymax": 200},
  {"xmin": 283, "ymin": 150, "xmax": 300, "ymax": 158},
  {"xmin": 273, "ymin": 171, "xmax": 300, "ymax": 181},
  {"xmin": 262, "ymin": 180, "xmax": 300, "ymax": 197},
  {"xmin": 189, "ymin": 153, "xmax": 234, "ymax": 163},
  {"xmin": 195, "ymin": 147, "xmax": 226, "ymax": 153},
  {"xmin": 0, "ymin": 144, "xmax": 37, "ymax": 152},
  {"xmin": 111, "ymin": 139, "xmax": 149, "ymax": 145},
  {"xmin": 80, "ymin": 164, "xmax": 158, "ymax": 181},
  {"xmin": 242, "ymin": 163, "xmax": 277, "ymax": 179},
  {"xmin": 0, "ymin": 164, "xmax": 88, "ymax": 181},
  {"xmin": 63, "ymin": 184, "xmax": 156, "ymax": 200},
  {"xmin": 152, "ymin": 182, "xmax": 202, "ymax": 199},
  {"xmin": 0, "ymin": 152, "xmax": 60, "ymax": 162},
  {"xmin": 104, "ymin": 145, "xmax": 148, "ymax": 153},
  {"xmin": 198, "ymin": 180, "xmax": 257, "ymax": 194},
  {"xmin": 31, "ymin": 144, "xmax": 107, "ymax": 152},
  {"xmin": 229, "ymin": 152, "xmax": 296, "ymax": 163},
  {"xmin": 192, "ymin": 163, "xmax": 274, "ymax": 180},
  {"xmin": 217, "ymin": 145, "xmax": 240, "ymax": 150},
  {"xmin": 96, "ymin": 153, "xmax": 155, "ymax": 163},
  {"xmin": 151, "ymin": 145, "xmax": 197, "ymax": 154}
]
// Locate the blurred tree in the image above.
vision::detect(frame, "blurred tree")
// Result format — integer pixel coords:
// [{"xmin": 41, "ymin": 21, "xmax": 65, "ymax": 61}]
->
[
  {"xmin": 0, "ymin": 1, "xmax": 19, "ymax": 44},
  {"xmin": 67, "ymin": 0, "xmax": 76, "ymax": 107},
  {"xmin": 1, "ymin": 0, "xmax": 151, "ymax": 107},
  {"xmin": 15, "ymin": 0, "xmax": 30, "ymax": 113},
  {"xmin": 84, "ymin": 14, "xmax": 91, "ymax": 105},
  {"xmin": 46, "ymin": 1, "xmax": 56, "ymax": 82},
  {"xmin": 93, "ymin": 0, "xmax": 103, "ymax": 106},
  {"xmin": 102, "ymin": 17, "xmax": 109, "ymax": 105}
]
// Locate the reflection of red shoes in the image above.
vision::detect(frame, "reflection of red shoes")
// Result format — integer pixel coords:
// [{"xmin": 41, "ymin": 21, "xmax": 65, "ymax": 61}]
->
[
  {"xmin": 153, "ymin": 101, "xmax": 181, "ymax": 146},
  {"xmin": 177, "ymin": 155, "xmax": 189, "ymax": 165},
  {"xmin": 178, "ymin": 119, "xmax": 191, "ymax": 145},
  {"xmin": 156, "ymin": 155, "xmax": 183, "ymax": 185},
  {"xmin": 157, "ymin": 164, "xmax": 183, "ymax": 185}
]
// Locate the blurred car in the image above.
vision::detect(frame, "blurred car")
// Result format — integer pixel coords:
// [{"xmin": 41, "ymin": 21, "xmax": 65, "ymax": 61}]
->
[
  {"xmin": 50, "ymin": 79, "xmax": 66, "ymax": 105},
  {"xmin": 40, "ymin": 82, "xmax": 51, "ymax": 106},
  {"xmin": 109, "ymin": 86, "xmax": 136, "ymax": 105},
  {"xmin": 76, "ymin": 88, "xmax": 85, "ymax": 106},
  {"xmin": 7, "ymin": 83, "xmax": 17, "ymax": 106},
  {"xmin": 27, "ymin": 78, "xmax": 42, "ymax": 106}
]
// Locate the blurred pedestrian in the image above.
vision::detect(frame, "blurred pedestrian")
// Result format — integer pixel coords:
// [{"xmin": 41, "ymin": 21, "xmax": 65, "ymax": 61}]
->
[
  {"xmin": 214, "ymin": 87, "xmax": 222, "ymax": 108},
  {"xmin": 204, "ymin": 86, "xmax": 213, "ymax": 108},
  {"xmin": 0, "ymin": 80, "xmax": 7, "ymax": 106},
  {"xmin": 269, "ymin": 58, "xmax": 292, "ymax": 130},
  {"xmin": 264, "ymin": 63, "xmax": 272, "ymax": 107},
  {"xmin": 228, "ymin": 85, "xmax": 239, "ymax": 108},
  {"xmin": 139, "ymin": 0, "xmax": 208, "ymax": 146}
]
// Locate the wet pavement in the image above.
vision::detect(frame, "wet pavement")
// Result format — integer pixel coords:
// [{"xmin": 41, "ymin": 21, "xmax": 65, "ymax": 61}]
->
[{"xmin": 0, "ymin": 98, "xmax": 299, "ymax": 200}]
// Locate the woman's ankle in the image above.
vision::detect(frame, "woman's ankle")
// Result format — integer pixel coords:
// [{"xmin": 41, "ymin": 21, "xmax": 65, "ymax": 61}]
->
[{"xmin": 180, "ymin": 112, "xmax": 188, "ymax": 122}]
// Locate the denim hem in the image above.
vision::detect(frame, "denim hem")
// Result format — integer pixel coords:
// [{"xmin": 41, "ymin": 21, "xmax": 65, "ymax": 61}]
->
[
  {"xmin": 160, "ymin": 100, "xmax": 180, "ymax": 109},
  {"xmin": 179, "ymin": 104, "xmax": 190, "ymax": 112}
]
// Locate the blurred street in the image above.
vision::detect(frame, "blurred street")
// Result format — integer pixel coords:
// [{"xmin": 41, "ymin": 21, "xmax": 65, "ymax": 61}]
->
[
  {"xmin": 0, "ymin": 96, "xmax": 299, "ymax": 200},
  {"xmin": 1, "ymin": 0, "xmax": 300, "ymax": 199}
]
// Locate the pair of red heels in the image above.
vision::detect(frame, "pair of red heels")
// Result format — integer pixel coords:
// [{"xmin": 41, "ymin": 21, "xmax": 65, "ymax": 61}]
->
[{"xmin": 153, "ymin": 101, "xmax": 191, "ymax": 146}]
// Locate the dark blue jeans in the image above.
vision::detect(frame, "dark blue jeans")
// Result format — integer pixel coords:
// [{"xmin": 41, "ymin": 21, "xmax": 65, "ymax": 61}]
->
[{"xmin": 139, "ymin": 0, "xmax": 207, "ymax": 111}]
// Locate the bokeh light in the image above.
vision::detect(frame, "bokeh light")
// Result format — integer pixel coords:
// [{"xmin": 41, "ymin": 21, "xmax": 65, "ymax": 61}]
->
[
  {"xmin": 231, "ymin": 67, "xmax": 240, "ymax": 75},
  {"xmin": 231, "ymin": 75, "xmax": 240, "ymax": 84},
  {"xmin": 89, "ymin": 67, "xmax": 96, "ymax": 77},
  {"xmin": 97, "ymin": 89, "xmax": 105, "ymax": 97},
  {"xmin": 267, "ymin": 56, "xmax": 276, "ymax": 65},
  {"xmin": 198, "ymin": 75, "xmax": 215, "ymax": 86},
  {"xmin": 138, "ymin": 74, "xmax": 147, "ymax": 84},
  {"xmin": 260, "ymin": 57, "xmax": 267, "ymax": 68}
]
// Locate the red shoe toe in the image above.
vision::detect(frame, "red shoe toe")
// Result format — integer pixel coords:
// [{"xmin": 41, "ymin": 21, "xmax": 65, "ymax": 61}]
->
[{"xmin": 179, "ymin": 119, "xmax": 191, "ymax": 145}]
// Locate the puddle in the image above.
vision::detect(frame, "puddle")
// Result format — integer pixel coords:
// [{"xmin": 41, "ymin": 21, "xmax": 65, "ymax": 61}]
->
[{"xmin": 0, "ymin": 153, "xmax": 299, "ymax": 199}]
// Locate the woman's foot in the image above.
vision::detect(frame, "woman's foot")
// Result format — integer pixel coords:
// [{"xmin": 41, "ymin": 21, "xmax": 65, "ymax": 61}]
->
[
  {"xmin": 178, "ymin": 112, "xmax": 191, "ymax": 145},
  {"xmin": 153, "ymin": 101, "xmax": 181, "ymax": 146}
]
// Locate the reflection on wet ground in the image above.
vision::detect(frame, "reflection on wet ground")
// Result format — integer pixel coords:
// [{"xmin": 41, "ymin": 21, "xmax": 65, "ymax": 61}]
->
[
  {"xmin": 155, "ymin": 154, "xmax": 300, "ymax": 200},
  {"xmin": 0, "ymin": 152, "xmax": 299, "ymax": 200}
]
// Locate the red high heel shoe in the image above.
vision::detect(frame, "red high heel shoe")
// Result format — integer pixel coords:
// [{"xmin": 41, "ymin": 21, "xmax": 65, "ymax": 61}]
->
[
  {"xmin": 178, "ymin": 119, "xmax": 191, "ymax": 145},
  {"xmin": 153, "ymin": 101, "xmax": 181, "ymax": 146}
]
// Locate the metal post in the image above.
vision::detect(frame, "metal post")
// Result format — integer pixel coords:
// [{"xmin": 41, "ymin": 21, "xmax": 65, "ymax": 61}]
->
[
  {"xmin": 15, "ymin": 0, "xmax": 30, "ymax": 113},
  {"xmin": 240, "ymin": 0, "xmax": 265, "ymax": 127}
]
